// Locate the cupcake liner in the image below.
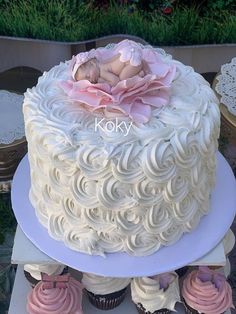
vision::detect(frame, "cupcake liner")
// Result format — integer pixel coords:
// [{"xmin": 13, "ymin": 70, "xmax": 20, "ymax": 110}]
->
[
  {"xmin": 183, "ymin": 300, "xmax": 199, "ymax": 314},
  {"xmin": 183, "ymin": 299, "xmax": 225, "ymax": 314},
  {"xmin": 86, "ymin": 287, "xmax": 127, "ymax": 310},
  {"xmin": 24, "ymin": 270, "xmax": 40, "ymax": 288},
  {"xmin": 175, "ymin": 266, "xmax": 189, "ymax": 278},
  {"xmin": 135, "ymin": 302, "xmax": 171, "ymax": 314}
]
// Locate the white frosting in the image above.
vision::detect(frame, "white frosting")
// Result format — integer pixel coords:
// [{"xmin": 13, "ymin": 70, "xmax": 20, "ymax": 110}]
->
[
  {"xmin": 82, "ymin": 273, "xmax": 131, "ymax": 295},
  {"xmin": 23, "ymin": 264, "xmax": 65, "ymax": 280},
  {"xmin": 223, "ymin": 229, "xmax": 235, "ymax": 256},
  {"xmin": 131, "ymin": 273, "xmax": 180, "ymax": 312},
  {"xmin": 23, "ymin": 44, "xmax": 220, "ymax": 256}
]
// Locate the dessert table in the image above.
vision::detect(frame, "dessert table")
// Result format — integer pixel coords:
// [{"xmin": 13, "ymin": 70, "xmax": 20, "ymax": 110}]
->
[
  {"xmin": 10, "ymin": 266, "xmax": 233, "ymax": 314},
  {"xmin": 9, "ymin": 227, "xmax": 233, "ymax": 314}
]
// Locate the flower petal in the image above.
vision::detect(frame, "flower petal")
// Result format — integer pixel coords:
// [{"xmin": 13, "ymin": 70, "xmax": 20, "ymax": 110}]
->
[{"xmin": 130, "ymin": 102, "xmax": 152, "ymax": 124}]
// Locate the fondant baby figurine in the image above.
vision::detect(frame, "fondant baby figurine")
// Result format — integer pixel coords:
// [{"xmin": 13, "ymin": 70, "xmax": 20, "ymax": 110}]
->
[{"xmin": 72, "ymin": 42, "xmax": 147, "ymax": 86}]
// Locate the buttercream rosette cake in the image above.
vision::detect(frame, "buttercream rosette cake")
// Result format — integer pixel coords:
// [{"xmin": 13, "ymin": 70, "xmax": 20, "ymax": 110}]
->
[{"xmin": 23, "ymin": 39, "xmax": 220, "ymax": 256}]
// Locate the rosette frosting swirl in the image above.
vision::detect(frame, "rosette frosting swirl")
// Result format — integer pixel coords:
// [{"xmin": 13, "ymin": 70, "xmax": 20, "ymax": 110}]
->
[
  {"xmin": 182, "ymin": 266, "xmax": 234, "ymax": 314},
  {"xmin": 82, "ymin": 273, "xmax": 131, "ymax": 295},
  {"xmin": 131, "ymin": 272, "xmax": 180, "ymax": 312},
  {"xmin": 27, "ymin": 276, "xmax": 84, "ymax": 314},
  {"xmin": 24, "ymin": 264, "xmax": 65, "ymax": 281}
]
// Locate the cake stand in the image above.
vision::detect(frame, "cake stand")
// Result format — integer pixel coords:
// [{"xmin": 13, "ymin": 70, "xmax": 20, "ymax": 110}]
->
[{"xmin": 11, "ymin": 152, "xmax": 236, "ymax": 277}]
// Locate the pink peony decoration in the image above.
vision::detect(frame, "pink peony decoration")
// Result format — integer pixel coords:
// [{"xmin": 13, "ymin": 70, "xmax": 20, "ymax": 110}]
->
[{"xmin": 60, "ymin": 41, "xmax": 176, "ymax": 124}]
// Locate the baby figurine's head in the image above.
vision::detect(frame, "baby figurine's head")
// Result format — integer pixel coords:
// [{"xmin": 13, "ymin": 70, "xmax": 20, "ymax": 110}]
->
[{"xmin": 73, "ymin": 57, "xmax": 100, "ymax": 84}]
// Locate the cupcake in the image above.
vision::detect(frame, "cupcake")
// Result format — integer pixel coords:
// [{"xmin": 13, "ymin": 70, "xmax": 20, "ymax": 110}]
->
[
  {"xmin": 182, "ymin": 266, "xmax": 234, "ymax": 314},
  {"xmin": 27, "ymin": 273, "xmax": 84, "ymax": 314},
  {"xmin": 131, "ymin": 272, "xmax": 180, "ymax": 314},
  {"xmin": 82, "ymin": 272, "xmax": 131, "ymax": 310},
  {"xmin": 24, "ymin": 263, "xmax": 67, "ymax": 287}
]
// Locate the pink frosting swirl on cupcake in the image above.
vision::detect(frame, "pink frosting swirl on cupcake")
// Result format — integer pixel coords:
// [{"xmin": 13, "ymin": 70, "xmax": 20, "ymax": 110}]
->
[
  {"xmin": 27, "ymin": 275, "xmax": 84, "ymax": 314},
  {"xmin": 182, "ymin": 267, "xmax": 234, "ymax": 314}
]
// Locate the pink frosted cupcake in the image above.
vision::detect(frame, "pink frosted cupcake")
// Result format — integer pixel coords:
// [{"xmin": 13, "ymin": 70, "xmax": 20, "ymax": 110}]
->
[
  {"xmin": 27, "ymin": 273, "xmax": 84, "ymax": 314},
  {"xmin": 182, "ymin": 266, "xmax": 234, "ymax": 314}
]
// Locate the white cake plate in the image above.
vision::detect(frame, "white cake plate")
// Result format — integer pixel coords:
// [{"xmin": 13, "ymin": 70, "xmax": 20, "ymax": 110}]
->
[{"xmin": 11, "ymin": 152, "xmax": 236, "ymax": 277}]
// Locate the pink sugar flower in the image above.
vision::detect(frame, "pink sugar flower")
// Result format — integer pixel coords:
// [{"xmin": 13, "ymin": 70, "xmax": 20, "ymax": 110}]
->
[{"xmin": 60, "ymin": 40, "xmax": 176, "ymax": 124}]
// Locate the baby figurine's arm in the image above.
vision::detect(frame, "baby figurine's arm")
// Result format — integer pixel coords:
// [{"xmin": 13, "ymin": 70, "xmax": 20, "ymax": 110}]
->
[
  {"xmin": 119, "ymin": 63, "xmax": 143, "ymax": 81},
  {"xmin": 99, "ymin": 53, "xmax": 146, "ymax": 85},
  {"xmin": 100, "ymin": 70, "xmax": 120, "ymax": 86}
]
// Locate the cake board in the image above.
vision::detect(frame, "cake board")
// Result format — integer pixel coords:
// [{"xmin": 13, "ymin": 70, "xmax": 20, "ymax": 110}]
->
[{"xmin": 11, "ymin": 152, "xmax": 236, "ymax": 277}]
